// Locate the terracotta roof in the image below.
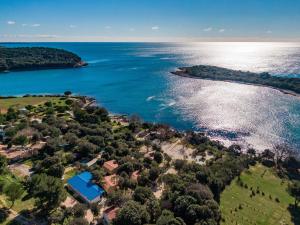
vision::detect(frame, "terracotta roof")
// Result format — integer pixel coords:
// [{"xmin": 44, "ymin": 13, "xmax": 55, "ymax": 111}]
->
[
  {"xmin": 104, "ymin": 207, "xmax": 119, "ymax": 221},
  {"xmin": 103, "ymin": 160, "xmax": 119, "ymax": 172},
  {"xmin": 103, "ymin": 174, "xmax": 118, "ymax": 192},
  {"xmin": 130, "ymin": 171, "xmax": 140, "ymax": 181}
]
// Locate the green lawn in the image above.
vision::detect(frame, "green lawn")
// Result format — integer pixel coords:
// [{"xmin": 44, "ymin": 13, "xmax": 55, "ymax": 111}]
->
[
  {"xmin": 63, "ymin": 167, "xmax": 77, "ymax": 183},
  {"xmin": 0, "ymin": 96, "xmax": 61, "ymax": 113},
  {"xmin": 22, "ymin": 159, "xmax": 34, "ymax": 167},
  {"xmin": 220, "ymin": 164, "xmax": 298, "ymax": 225},
  {"xmin": 0, "ymin": 174, "xmax": 35, "ymax": 215}
]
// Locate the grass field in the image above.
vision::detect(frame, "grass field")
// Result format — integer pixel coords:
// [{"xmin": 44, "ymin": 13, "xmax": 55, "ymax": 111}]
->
[
  {"xmin": 63, "ymin": 167, "xmax": 77, "ymax": 183},
  {"xmin": 0, "ymin": 96, "xmax": 61, "ymax": 113},
  {"xmin": 0, "ymin": 174, "xmax": 35, "ymax": 212},
  {"xmin": 220, "ymin": 164, "xmax": 299, "ymax": 225}
]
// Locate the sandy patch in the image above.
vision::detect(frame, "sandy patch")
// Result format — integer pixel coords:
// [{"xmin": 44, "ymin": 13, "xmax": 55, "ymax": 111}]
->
[
  {"xmin": 161, "ymin": 140, "xmax": 194, "ymax": 161},
  {"xmin": 153, "ymin": 183, "xmax": 164, "ymax": 199},
  {"xmin": 61, "ymin": 196, "xmax": 78, "ymax": 208},
  {"xmin": 8, "ymin": 163, "xmax": 32, "ymax": 177},
  {"xmin": 85, "ymin": 209, "xmax": 94, "ymax": 223}
]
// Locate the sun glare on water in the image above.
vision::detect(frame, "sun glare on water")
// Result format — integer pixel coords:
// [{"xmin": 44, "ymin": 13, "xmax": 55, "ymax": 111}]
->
[{"xmin": 165, "ymin": 42, "xmax": 300, "ymax": 150}]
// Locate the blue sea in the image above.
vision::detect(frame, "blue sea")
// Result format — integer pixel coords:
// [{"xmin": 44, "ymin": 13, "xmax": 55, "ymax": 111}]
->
[{"xmin": 1, "ymin": 42, "xmax": 300, "ymax": 151}]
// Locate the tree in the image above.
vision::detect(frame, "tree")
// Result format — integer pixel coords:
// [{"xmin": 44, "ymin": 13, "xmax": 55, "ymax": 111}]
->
[
  {"xmin": 64, "ymin": 91, "xmax": 72, "ymax": 96},
  {"xmin": 149, "ymin": 167, "xmax": 160, "ymax": 181},
  {"xmin": 90, "ymin": 202, "xmax": 101, "ymax": 216},
  {"xmin": 0, "ymin": 155, "xmax": 7, "ymax": 174},
  {"xmin": 44, "ymin": 138, "xmax": 60, "ymax": 155},
  {"xmin": 228, "ymin": 144, "xmax": 242, "ymax": 155},
  {"xmin": 186, "ymin": 184, "xmax": 213, "ymax": 203},
  {"xmin": 0, "ymin": 114, "xmax": 5, "ymax": 124},
  {"xmin": 113, "ymin": 200, "xmax": 149, "ymax": 225},
  {"xmin": 48, "ymin": 208, "xmax": 66, "ymax": 224},
  {"xmin": 261, "ymin": 149, "xmax": 275, "ymax": 167},
  {"xmin": 107, "ymin": 190, "xmax": 130, "ymax": 207},
  {"xmin": 288, "ymin": 181, "xmax": 300, "ymax": 208},
  {"xmin": 156, "ymin": 210, "xmax": 186, "ymax": 225},
  {"xmin": 283, "ymin": 156, "xmax": 300, "ymax": 175},
  {"xmin": 4, "ymin": 182, "xmax": 25, "ymax": 208},
  {"xmin": 196, "ymin": 169, "xmax": 209, "ymax": 184},
  {"xmin": 154, "ymin": 151, "xmax": 163, "ymax": 164},
  {"xmin": 91, "ymin": 169, "xmax": 105, "ymax": 186},
  {"xmin": 0, "ymin": 208, "xmax": 9, "ymax": 223},
  {"xmin": 185, "ymin": 204, "xmax": 215, "ymax": 224},
  {"xmin": 273, "ymin": 144, "xmax": 294, "ymax": 168},
  {"xmin": 6, "ymin": 108, "xmax": 18, "ymax": 121},
  {"xmin": 72, "ymin": 203, "xmax": 87, "ymax": 217},
  {"xmin": 12, "ymin": 135, "xmax": 28, "ymax": 146},
  {"xmin": 137, "ymin": 171, "xmax": 151, "ymax": 186},
  {"xmin": 174, "ymin": 195, "xmax": 197, "ymax": 218},
  {"xmin": 117, "ymin": 162, "xmax": 134, "ymax": 175},
  {"xmin": 70, "ymin": 217, "xmax": 88, "ymax": 225},
  {"xmin": 44, "ymin": 101, "xmax": 53, "ymax": 107},
  {"xmin": 133, "ymin": 186, "xmax": 154, "ymax": 204},
  {"xmin": 47, "ymin": 163, "xmax": 65, "ymax": 178},
  {"xmin": 64, "ymin": 132, "xmax": 78, "ymax": 147},
  {"xmin": 146, "ymin": 197, "xmax": 161, "ymax": 223},
  {"xmin": 28, "ymin": 173, "xmax": 66, "ymax": 212},
  {"xmin": 247, "ymin": 148, "xmax": 256, "ymax": 157},
  {"xmin": 128, "ymin": 115, "xmax": 142, "ymax": 133},
  {"xmin": 77, "ymin": 140, "xmax": 97, "ymax": 157}
]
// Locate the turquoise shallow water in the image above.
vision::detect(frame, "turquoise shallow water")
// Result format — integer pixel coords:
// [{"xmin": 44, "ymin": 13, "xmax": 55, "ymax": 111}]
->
[{"xmin": 0, "ymin": 42, "xmax": 300, "ymax": 150}]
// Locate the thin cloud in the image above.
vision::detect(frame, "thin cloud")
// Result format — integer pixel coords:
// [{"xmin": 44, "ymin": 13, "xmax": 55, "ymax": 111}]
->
[
  {"xmin": 36, "ymin": 34, "xmax": 58, "ymax": 38},
  {"xmin": 7, "ymin": 21, "xmax": 16, "ymax": 25},
  {"xmin": 203, "ymin": 27, "xmax": 212, "ymax": 32},
  {"xmin": 219, "ymin": 29, "xmax": 225, "ymax": 33},
  {"xmin": 22, "ymin": 24, "xmax": 27, "ymax": 27},
  {"xmin": 152, "ymin": 26, "xmax": 159, "ymax": 30},
  {"xmin": 31, "ymin": 24, "xmax": 41, "ymax": 27},
  {"xmin": 266, "ymin": 30, "xmax": 272, "ymax": 34},
  {"xmin": 69, "ymin": 25, "xmax": 76, "ymax": 28},
  {"xmin": 0, "ymin": 34, "xmax": 58, "ymax": 38},
  {"xmin": 105, "ymin": 25, "xmax": 111, "ymax": 29},
  {"xmin": 129, "ymin": 28, "xmax": 135, "ymax": 31}
]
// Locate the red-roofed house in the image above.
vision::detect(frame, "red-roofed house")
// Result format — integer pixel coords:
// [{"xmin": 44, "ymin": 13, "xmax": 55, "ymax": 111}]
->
[
  {"xmin": 103, "ymin": 207, "xmax": 119, "ymax": 225},
  {"xmin": 103, "ymin": 160, "xmax": 119, "ymax": 174},
  {"xmin": 130, "ymin": 170, "xmax": 140, "ymax": 182},
  {"xmin": 103, "ymin": 174, "xmax": 118, "ymax": 193}
]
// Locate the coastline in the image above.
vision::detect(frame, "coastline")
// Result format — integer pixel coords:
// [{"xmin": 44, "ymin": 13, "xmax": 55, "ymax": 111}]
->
[
  {"xmin": 0, "ymin": 61, "xmax": 88, "ymax": 73},
  {"xmin": 171, "ymin": 70, "xmax": 300, "ymax": 99},
  {"xmin": 0, "ymin": 93, "xmax": 293, "ymax": 152}
]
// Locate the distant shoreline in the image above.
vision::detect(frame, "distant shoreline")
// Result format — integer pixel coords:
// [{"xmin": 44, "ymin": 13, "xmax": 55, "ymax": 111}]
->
[
  {"xmin": 0, "ymin": 46, "xmax": 88, "ymax": 73},
  {"xmin": 171, "ymin": 67, "xmax": 300, "ymax": 99}
]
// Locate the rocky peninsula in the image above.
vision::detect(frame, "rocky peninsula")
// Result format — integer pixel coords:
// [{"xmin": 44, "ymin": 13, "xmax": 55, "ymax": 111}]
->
[{"xmin": 172, "ymin": 65, "xmax": 300, "ymax": 96}]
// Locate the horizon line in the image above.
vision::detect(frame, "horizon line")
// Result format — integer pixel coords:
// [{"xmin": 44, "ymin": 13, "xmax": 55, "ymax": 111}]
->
[
  {"xmin": 1, "ymin": 40, "xmax": 300, "ymax": 43},
  {"xmin": 1, "ymin": 36, "xmax": 300, "ymax": 43}
]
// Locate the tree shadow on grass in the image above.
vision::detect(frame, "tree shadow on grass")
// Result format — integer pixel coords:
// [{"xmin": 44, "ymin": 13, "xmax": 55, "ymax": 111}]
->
[
  {"xmin": 21, "ymin": 193, "xmax": 32, "ymax": 201},
  {"xmin": 288, "ymin": 204, "xmax": 300, "ymax": 225}
]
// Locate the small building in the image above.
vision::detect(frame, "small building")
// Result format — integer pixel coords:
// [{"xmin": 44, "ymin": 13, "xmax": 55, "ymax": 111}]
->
[
  {"xmin": 18, "ymin": 107, "xmax": 28, "ymax": 115},
  {"xmin": 103, "ymin": 160, "xmax": 119, "ymax": 174},
  {"xmin": 67, "ymin": 171, "xmax": 105, "ymax": 204},
  {"xmin": 103, "ymin": 207, "xmax": 119, "ymax": 225},
  {"xmin": 103, "ymin": 174, "xmax": 118, "ymax": 193},
  {"xmin": 130, "ymin": 171, "xmax": 140, "ymax": 182}
]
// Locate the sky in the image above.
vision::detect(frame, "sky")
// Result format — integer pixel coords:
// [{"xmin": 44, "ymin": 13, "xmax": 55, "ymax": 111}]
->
[{"xmin": 0, "ymin": 0, "xmax": 300, "ymax": 42}]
